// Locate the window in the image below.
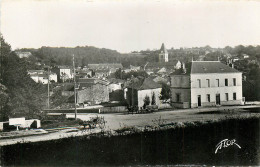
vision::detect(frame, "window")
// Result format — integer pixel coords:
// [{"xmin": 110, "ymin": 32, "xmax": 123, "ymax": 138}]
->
[
  {"xmin": 225, "ymin": 93, "xmax": 229, "ymax": 101},
  {"xmin": 207, "ymin": 94, "xmax": 210, "ymax": 102},
  {"xmin": 233, "ymin": 78, "xmax": 236, "ymax": 86},
  {"xmin": 197, "ymin": 79, "xmax": 201, "ymax": 88},
  {"xmin": 225, "ymin": 79, "xmax": 228, "ymax": 86},
  {"xmin": 206, "ymin": 79, "xmax": 210, "ymax": 87},
  {"xmin": 233, "ymin": 93, "xmax": 236, "ymax": 100},
  {"xmin": 216, "ymin": 79, "xmax": 219, "ymax": 87},
  {"xmin": 176, "ymin": 93, "xmax": 181, "ymax": 102}
]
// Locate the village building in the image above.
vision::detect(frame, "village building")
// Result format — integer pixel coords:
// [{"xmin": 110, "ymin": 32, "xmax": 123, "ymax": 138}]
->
[
  {"xmin": 170, "ymin": 61, "xmax": 244, "ymax": 108},
  {"xmin": 107, "ymin": 78, "xmax": 125, "ymax": 92},
  {"xmin": 28, "ymin": 70, "xmax": 57, "ymax": 84},
  {"xmin": 75, "ymin": 68, "xmax": 93, "ymax": 80},
  {"xmin": 15, "ymin": 51, "xmax": 32, "ymax": 58},
  {"xmin": 149, "ymin": 75, "xmax": 170, "ymax": 85},
  {"xmin": 58, "ymin": 66, "xmax": 73, "ymax": 81},
  {"xmin": 130, "ymin": 65, "xmax": 141, "ymax": 71},
  {"xmin": 124, "ymin": 77, "xmax": 162, "ymax": 109},
  {"xmin": 76, "ymin": 80, "xmax": 109, "ymax": 105}
]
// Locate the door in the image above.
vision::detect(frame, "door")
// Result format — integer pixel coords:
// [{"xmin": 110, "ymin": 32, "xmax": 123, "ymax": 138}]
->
[
  {"xmin": 216, "ymin": 94, "xmax": 221, "ymax": 105},
  {"xmin": 197, "ymin": 95, "xmax": 201, "ymax": 107}
]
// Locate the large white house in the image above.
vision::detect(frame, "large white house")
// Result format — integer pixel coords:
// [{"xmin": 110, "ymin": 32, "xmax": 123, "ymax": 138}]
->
[{"xmin": 170, "ymin": 61, "xmax": 244, "ymax": 108}]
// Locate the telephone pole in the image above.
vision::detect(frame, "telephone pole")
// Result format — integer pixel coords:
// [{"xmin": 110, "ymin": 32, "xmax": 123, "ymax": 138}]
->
[
  {"xmin": 73, "ymin": 54, "xmax": 77, "ymax": 120},
  {"xmin": 47, "ymin": 66, "xmax": 50, "ymax": 109}
]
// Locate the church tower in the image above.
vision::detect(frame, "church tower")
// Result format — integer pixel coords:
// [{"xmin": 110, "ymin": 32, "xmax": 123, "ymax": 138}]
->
[{"xmin": 158, "ymin": 43, "xmax": 168, "ymax": 62}]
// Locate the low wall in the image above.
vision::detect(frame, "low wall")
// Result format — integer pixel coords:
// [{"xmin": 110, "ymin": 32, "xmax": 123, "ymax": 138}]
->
[
  {"xmin": 45, "ymin": 108, "xmax": 100, "ymax": 114},
  {"xmin": 159, "ymin": 103, "xmax": 172, "ymax": 109},
  {"xmin": 100, "ymin": 106, "xmax": 127, "ymax": 113},
  {"xmin": 221, "ymin": 100, "xmax": 243, "ymax": 106},
  {"xmin": 172, "ymin": 102, "xmax": 190, "ymax": 109}
]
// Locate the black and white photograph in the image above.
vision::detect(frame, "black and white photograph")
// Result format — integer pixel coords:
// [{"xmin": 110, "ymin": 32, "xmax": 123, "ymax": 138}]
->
[{"xmin": 0, "ymin": 0, "xmax": 260, "ymax": 166}]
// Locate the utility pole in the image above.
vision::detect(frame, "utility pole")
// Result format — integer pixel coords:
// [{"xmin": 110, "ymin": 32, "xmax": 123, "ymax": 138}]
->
[
  {"xmin": 131, "ymin": 75, "xmax": 134, "ymax": 108},
  {"xmin": 47, "ymin": 66, "xmax": 50, "ymax": 109},
  {"xmin": 73, "ymin": 54, "xmax": 77, "ymax": 120}
]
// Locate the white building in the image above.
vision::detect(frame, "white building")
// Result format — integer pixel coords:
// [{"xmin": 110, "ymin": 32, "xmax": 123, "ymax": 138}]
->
[
  {"xmin": 49, "ymin": 73, "xmax": 58, "ymax": 82},
  {"xmin": 170, "ymin": 61, "xmax": 244, "ymax": 108},
  {"xmin": 28, "ymin": 70, "xmax": 57, "ymax": 84},
  {"xmin": 107, "ymin": 78, "xmax": 125, "ymax": 92},
  {"xmin": 59, "ymin": 66, "xmax": 73, "ymax": 81},
  {"xmin": 125, "ymin": 78, "xmax": 162, "ymax": 109},
  {"xmin": 15, "ymin": 51, "xmax": 32, "ymax": 58},
  {"xmin": 175, "ymin": 60, "xmax": 182, "ymax": 69}
]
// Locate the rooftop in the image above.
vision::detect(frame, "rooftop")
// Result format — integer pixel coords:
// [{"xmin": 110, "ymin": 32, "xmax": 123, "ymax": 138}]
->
[
  {"xmin": 191, "ymin": 61, "xmax": 240, "ymax": 74},
  {"xmin": 125, "ymin": 77, "xmax": 161, "ymax": 90}
]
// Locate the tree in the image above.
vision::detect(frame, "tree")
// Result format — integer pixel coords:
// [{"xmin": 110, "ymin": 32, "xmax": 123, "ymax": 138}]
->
[
  {"xmin": 143, "ymin": 95, "xmax": 150, "ymax": 106},
  {"xmin": 0, "ymin": 35, "xmax": 47, "ymax": 120},
  {"xmin": 159, "ymin": 82, "xmax": 171, "ymax": 100},
  {"xmin": 151, "ymin": 92, "xmax": 156, "ymax": 105}
]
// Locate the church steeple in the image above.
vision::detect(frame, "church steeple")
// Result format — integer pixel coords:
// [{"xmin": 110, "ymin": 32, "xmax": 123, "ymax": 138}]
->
[{"xmin": 158, "ymin": 43, "xmax": 168, "ymax": 62}]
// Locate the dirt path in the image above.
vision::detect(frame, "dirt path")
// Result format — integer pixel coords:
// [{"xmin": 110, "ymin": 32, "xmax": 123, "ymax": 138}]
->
[{"xmin": 1, "ymin": 105, "xmax": 259, "ymax": 146}]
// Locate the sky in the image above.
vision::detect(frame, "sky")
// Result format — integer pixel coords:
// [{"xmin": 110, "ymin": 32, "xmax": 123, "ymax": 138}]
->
[{"xmin": 1, "ymin": 0, "xmax": 260, "ymax": 53}]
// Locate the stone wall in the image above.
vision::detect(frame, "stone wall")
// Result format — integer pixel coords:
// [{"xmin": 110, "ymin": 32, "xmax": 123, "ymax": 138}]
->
[{"xmin": 77, "ymin": 83, "xmax": 109, "ymax": 104}]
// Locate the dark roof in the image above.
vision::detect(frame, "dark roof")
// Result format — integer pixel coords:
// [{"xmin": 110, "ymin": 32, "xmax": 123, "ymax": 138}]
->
[
  {"xmin": 108, "ymin": 78, "xmax": 125, "ymax": 84},
  {"xmin": 146, "ymin": 61, "xmax": 177, "ymax": 69},
  {"xmin": 125, "ymin": 77, "xmax": 161, "ymax": 90},
  {"xmin": 63, "ymin": 83, "xmax": 74, "ymax": 91},
  {"xmin": 191, "ymin": 61, "xmax": 241, "ymax": 74},
  {"xmin": 78, "ymin": 78, "xmax": 95, "ymax": 83}
]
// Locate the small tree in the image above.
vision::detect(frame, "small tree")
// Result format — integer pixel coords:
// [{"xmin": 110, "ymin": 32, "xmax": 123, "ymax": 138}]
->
[
  {"xmin": 143, "ymin": 95, "xmax": 150, "ymax": 107},
  {"xmin": 151, "ymin": 92, "xmax": 156, "ymax": 105}
]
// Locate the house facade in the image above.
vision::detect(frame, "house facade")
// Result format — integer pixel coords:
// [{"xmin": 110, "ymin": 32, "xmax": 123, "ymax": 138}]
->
[
  {"xmin": 125, "ymin": 77, "xmax": 162, "ymax": 109},
  {"xmin": 170, "ymin": 61, "xmax": 244, "ymax": 108},
  {"xmin": 59, "ymin": 67, "xmax": 73, "ymax": 81}
]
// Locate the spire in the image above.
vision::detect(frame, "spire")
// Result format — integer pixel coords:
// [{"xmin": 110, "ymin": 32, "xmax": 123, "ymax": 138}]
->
[{"xmin": 160, "ymin": 43, "xmax": 167, "ymax": 53}]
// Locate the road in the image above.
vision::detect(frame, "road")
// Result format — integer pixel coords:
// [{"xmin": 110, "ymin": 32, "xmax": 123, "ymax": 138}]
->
[{"xmin": 1, "ymin": 105, "xmax": 259, "ymax": 146}]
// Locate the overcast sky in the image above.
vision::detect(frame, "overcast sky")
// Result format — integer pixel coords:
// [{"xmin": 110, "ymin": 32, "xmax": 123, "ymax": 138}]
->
[{"xmin": 1, "ymin": 0, "xmax": 260, "ymax": 53}]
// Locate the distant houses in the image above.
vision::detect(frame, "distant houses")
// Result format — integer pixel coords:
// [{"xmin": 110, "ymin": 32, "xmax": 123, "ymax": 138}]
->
[
  {"xmin": 15, "ymin": 51, "xmax": 32, "ymax": 58},
  {"xmin": 88, "ymin": 63, "xmax": 123, "ymax": 79},
  {"xmin": 170, "ymin": 61, "xmax": 244, "ymax": 108},
  {"xmin": 28, "ymin": 70, "xmax": 57, "ymax": 84}
]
